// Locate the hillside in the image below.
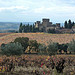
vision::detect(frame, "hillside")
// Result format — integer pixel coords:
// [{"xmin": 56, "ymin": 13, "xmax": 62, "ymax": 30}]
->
[{"xmin": 0, "ymin": 33, "xmax": 75, "ymax": 46}]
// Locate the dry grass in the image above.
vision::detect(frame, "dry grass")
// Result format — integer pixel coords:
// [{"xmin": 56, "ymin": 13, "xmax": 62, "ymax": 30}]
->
[
  {"xmin": 0, "ymin": 33, "xmax": 12, "ymax": 37},
  {"xmin": 0, "ymin": 33, "xmax": 75, "ymax": 46}
]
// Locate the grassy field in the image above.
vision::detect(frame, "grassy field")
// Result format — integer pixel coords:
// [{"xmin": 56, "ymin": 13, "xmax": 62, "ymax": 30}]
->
[{"xmin": 0, "ymin": 33, "xmax": 75, "ymax": 46}]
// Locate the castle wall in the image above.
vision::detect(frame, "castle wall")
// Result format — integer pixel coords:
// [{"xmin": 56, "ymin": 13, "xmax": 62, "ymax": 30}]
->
[
  {"xmin": 42, "ymin": 19, "xmax": 49, "ymax": 22},
  {"xmin": 35, "ymin": 18, "xmax": 61, "ymax": 32}
]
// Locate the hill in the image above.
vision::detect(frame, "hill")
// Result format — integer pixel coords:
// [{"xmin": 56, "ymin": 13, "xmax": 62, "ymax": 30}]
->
[{"xmin": 0, "ymin": 33, "xmax": 75, "ymax": 46}]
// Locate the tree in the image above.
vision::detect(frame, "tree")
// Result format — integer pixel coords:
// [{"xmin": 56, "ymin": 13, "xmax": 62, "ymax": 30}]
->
[
  {"xmin": 47, "ymin": 40, "xmax": 58, "ymax": 55},
  {"xmin": 68, "ymin": 19, "xmax": 72, "ymax": 29},
  {"xmin": 72, "ymin": 21, "xmax": 74, "ymax": 27},
  {"xmin": 64, "ymin": 20, "xmax": 74, "ymax": 29},
  {"xmin": 27, "ymin": 24, "xmax": 30, "ymax": 32},
  {"xmin": 32, "ymin": 24, "xmax": 35, "ymax": 32},
  {"xmin": 29, "ymin": 40, "xmax": 39, "ymax": 52},
  {"xmin": 29, "ymin": 25, "xmax": 33, "ymax": 32},
  {"xmin": 14, "ymin": 37, "xmax": 29, "ymax": 52},
  {"xmin": 57, "ymin": 43, "xmax": 68, "ymax": 53},
  {"xmin": 19, "ymin": 23, "xmax": 23, "ymax": 33},
  {"xmin": 38, "ymin": 44, "xmax": 47, "ymax": 54},
  {"xmin": 64, "ymin": 21, "xmax": 68, "ymax": 28},
  {"xmin": 67, "ymin": 39, "xmax": 75, "ymax": 54},
  {"xmin": 1, "ymin": 42, "xmax": 24, "ymax": 56}
]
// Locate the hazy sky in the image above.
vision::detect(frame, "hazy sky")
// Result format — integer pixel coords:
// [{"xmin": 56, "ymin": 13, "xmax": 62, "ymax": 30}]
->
[{"xmin": 0, "ymin": 0, "xmax": 75, "ymax": 23}]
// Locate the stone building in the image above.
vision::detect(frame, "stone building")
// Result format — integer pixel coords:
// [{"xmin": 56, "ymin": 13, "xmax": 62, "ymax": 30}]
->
[{"xmin": 35, "ymin": 18, "xmax": 60, "ymax": 32}]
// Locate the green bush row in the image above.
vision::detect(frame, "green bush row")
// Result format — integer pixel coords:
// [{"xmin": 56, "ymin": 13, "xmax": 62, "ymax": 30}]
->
[{"xmin": 0, "ymin": 37, "xmax": 75, "ymax": 56}]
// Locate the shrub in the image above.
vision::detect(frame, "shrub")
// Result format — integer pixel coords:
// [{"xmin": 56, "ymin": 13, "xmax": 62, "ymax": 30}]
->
[
  {"xmin": 57, "ymin": 43, "xmax": 68, "ymax": 52},
  {"xmin": 14, "ymin": 37, "xmax": 29, "ymax": 52},
  {"xmin": 47, "ymin": 40, "xmax": 58, "ymax": 55},
  {"xmin": 28, "ymin": 40, "xmax": 39, "ymax": 52},
  {"xmin": 1, "ymin": 42, "xmax": 24, "ymax": 56},
  {"xmin": 67, "ymin": 39, "xmax": 75, "ymax": 54},
  {"xmin": 38, "ymin": 44, "xmax": 47, "ymax": 54}
]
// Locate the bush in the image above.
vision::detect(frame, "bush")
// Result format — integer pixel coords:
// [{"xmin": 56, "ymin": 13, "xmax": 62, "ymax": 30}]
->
[
  {"xmin": 38, "ymin": 44, "xmax": 47, "ymax": 54},
  {"xmin": 1, "ymin": 42, "xmax": 24, "ymax": 56},
  {"xmin": 67, "ymin": 39, "xmax": 75, "ymax": 54},
  {"xmin": 47, "ymin": 40, "xmax": 58, "ymax": 55},
  {"xmin": 57, "ymin": 43, "xmax": 68, "ymax": 52},
  {"xmin": 28, "ymin": 40, "xmax": 39, "ymax": 52},
  {"xmin": 14, "ymin": 37, "xmax": 29, "ymax": 52}
]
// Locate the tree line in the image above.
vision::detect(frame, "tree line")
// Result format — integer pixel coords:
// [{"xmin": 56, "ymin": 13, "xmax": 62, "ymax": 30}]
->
[
  {"xmin": 19, "ymin": 19, "xmax": 75, "ymax": 33},
  {"xmin": 19, "ymin": 23, "xmax": 39, "ymax": 33},
  {"xmin": 0, "ymin": 37, "xmax": 75, "ymax": 56},
  {"xmin": 19, "ymin": 23, "xmax": 57, "ymax": 33},
  {"xmin": 64, "ymin": 19, "xmax": 75, "ymax": 29}
]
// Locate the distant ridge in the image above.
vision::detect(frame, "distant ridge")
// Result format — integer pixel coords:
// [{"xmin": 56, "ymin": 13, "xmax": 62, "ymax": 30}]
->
[{"xmin": 0, "ymin": 22, "xmax": 34, "ymax": 30}]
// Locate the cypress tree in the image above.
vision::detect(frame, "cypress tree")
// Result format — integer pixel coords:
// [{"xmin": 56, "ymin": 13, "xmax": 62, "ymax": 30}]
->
[
  {"xmin": 68, "ymin": 19, "xmax": 72, "ymax": 29},
  {"xmin": 19, "ymin": 23, "xmax": 23, "ymax": 33},
  {"xmin": 64, "ymin": 21, "xmax": 68, "ymax": 28}
]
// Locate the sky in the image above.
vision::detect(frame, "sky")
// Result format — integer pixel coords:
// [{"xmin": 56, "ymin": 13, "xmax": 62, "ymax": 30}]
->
[{"xmin": 0, "ymin": 0, "xmax": 75, "ymax": 23}]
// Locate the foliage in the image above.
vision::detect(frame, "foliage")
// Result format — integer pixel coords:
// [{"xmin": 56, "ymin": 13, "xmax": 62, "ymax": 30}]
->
[
  {"xmin": 67, "ymin": 39, "xmax": 75, "ymax": 54},
  {"xmin": 57, "ymin": 43, "xmax": 68, "ymax": 52},
  {"xmin": 38, "ymin": 44, "xmax": 47, "ymax": 54},
  {"xmin": 64, "ymin": 21, "xmax": 68, "ymax": 28},
  {"xmin": 1, "ymin": 42, "xmax": 24, "ymax": 56},
  {"xmin": 47, "ymin": 40, "xmax": 58, "ymax": 55},
  {"xmin": 14, "ymin": 37, "xmax": 29, "ymax": 52},
  {"xmin": 29, "ymin": 40, "xmax": 39, "ymax": 52},
  {"xmin": 19, "ymin": 23, "xmax": 23, "ymax": 33},
  {"xmin": 64, "ymin": 20, "xmax": 74, "ymax": 29},
  {"xmin": 19, "ymin": 23, "xmax": 40, "ymax": 33}
]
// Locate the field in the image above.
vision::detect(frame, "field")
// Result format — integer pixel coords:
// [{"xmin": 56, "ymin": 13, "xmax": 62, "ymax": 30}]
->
[
  {"xmin": 0, "ymin": 55, "xmax": 75, "ymax": 75},
  {"xmin": 0, "ymin": 33, "xmax": 12, "ymax": 37},
  {"xmin": 0, "ymin": 33, "xmax": 75, "ymax": 46},
  {"xmin": 0, "ymin": 33, "xmax": 75, "ymax": 75}
]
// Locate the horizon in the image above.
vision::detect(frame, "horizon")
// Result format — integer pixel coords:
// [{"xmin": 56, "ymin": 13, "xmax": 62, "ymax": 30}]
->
[{"xmin": 0, "ymin": 0, "xmax": 75, "ymax": 22}]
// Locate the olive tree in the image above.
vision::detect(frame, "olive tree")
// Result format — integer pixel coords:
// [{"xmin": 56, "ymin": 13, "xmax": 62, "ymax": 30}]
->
[
  {"xmin": 67, "ymin": 39, "xmax": 75, "ymax": 54},
  {"xmin": 1, "ymin": 42, "xmax": 24, "ymax": 56},
  {"xmin": 47, "ymin": 40, "xmax": 58, "ymax": 55}
]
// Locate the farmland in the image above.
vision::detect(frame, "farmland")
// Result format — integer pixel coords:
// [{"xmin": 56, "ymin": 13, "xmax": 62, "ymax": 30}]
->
[
  {"xmin": 0, "ymin": 33, "xmax": 75, "ymax": 46},
  {"xmin": 0, "ymin": 33, "xmax": 12, "ymax": 37},
  {"xmin": 0, "ymin": 55, "xmax": 75, "ymax": 75},
  {"xmin": 0, "ymin": 33, "xmax": 75, "ymax": 75}
]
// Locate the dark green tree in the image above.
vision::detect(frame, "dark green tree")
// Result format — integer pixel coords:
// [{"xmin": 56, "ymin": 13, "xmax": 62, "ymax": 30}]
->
[
  {"xmin": 27, "ymin": 24, "xmax": 30, "ymax": 32},
  {"xmin": 29, "ymin": 25, "xmax": 33, "ymax": 32},
  {"xmin": 47, "ymin": 40, "xmax": 58, "ymax": 55},
  {"xmin": 38, "ymin": 44, "xmax": 47, "ymax": 54},
  {"xmin": 64, "ymin": 21, "xmax": 68, "ymax": 28},
  {"xmin": 68, "ymin": 19, "xmax": 72, "ymax": 29},
  {"xmin": 29, "ymin": 40, "xmax": 39, "ymax": 52},
  {"xmin": 68, "ymin": 39, "xmax": 75, "ymax": 54},
  {"xmin": 72, "ymin": 21, "xmax": 74, "ymax": 27},
  {"xmin": 1, "ymin": 42, "xmax": 24, "ymax": 56},
  {"xmin": 14, "ymin": 37, "xmax": 29, "ymax": 52},
  {"xmin": 19, "ymin": 23, "xmax": 23, "ymax": 33}
]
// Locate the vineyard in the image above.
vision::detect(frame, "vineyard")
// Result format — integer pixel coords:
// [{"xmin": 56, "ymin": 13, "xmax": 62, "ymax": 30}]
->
[
  {"xmin": 0, "ymin": 33, "xmax": 12, "ymax": 37},
  {"xmin": 1, "ymin": 33, "xmax": 75, "ymax": 46},
  {"xmin": 0, "ymin": 55, "xmax": 75, "ymax": 75},
  {"xmin": 0, "ymin": 33, "xmax": 75, "ymax": 75}
]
